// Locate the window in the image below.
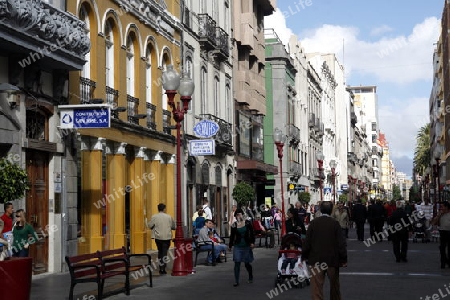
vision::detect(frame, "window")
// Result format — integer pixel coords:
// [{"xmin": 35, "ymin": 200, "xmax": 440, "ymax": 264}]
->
[
  {"xmin": 79, "ymin": 6, "xmax": 90, "ymax": 79},
  {"xmin": 126, "ymin": 35, "xmax": 135, "ymax": 96},
  {"xmin": 214, "ymin": 76, "xmax": 219, "ymax": 116},
  {"xmin": 105, "ymin": 20, "xmax": 114, "ymax": 88},
  {"xmin": 371, "ymin": 122, "xmax": 376, "ymax": 131},
  {"xmin": 145, "ymin": 46, "xmax": 152, "ymax": 103},
  {"xmin": 201, "ymin": 67, "xmax": 207, "ymax": 115}
]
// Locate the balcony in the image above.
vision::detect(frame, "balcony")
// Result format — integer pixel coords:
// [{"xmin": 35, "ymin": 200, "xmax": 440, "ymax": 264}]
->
[
  {"xmin": 127, "ymin": 95, "xmax": 139, "ymax": 125},
  {"xmin": 106, "ymin": 86, "xmax": 119, "ymax": 118},
  {"xmin": 198, "ymin": 14, "xmax": 216, "ymax": 50},
  {"xmin": 350, "ymin": 112, "xmax": 357, "ymax": 126},
  {"xmin": 309, "ymin": 113, "xmax": 316, "ymax": 128},
  {"xmin": 79, "ymin": 77, "xmax": 96, "ymax": 104},
  {"xmin": 0, "ymin": 0, "xmax": 90, "ymax": 70},
  {"xmin": 146, "ymin": 103, "xmax": 157, "ymax": 130},
  {"xmin": 162, "ymin": 109, "xmax": 172, "ymax": 135},
  {"xmin": 214, "ymin": 26, "xmax": 229, "ymax": 59},
  {"xmin": 183, "ymin": 7, "xmax": 193, "ymax": 30},
  {"xmin": 200, "ymin": 114, "xmax": 233, "ymax": 150}
]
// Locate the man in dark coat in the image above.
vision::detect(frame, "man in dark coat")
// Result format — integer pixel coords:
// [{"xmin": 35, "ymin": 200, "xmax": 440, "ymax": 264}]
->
[
  {"xmin": 352, "ymin": 198, "xmax": 367, "ymax": 241},
  {"xmin": 388, "ymin": 201, "xmax": 410, "ymax": 262},
  {"xmin": 303, "ymin": 201, "xmax": 347, "ymax": 300}
]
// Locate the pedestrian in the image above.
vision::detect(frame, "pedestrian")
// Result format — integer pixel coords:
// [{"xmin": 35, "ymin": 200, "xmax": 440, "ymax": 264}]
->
[
  {"xmin": 332, "ymin": 201, "xmax": 349, "ymax": 239},
  {"xmin": 12, "ymin": 209, "xmax": 36, "ymax": 257},
  {"xmin": 0, "ymin": 202, "xmax": 14, "ymax": 234},
  {"xmin": 303, "ymin": 201, "xmax": 347, "ymax": 300},
  {"xmin": 388, "ymin": 201, "xmax": 410, "ymax": 263},
  {"xmin": 431, "ymin": 201, "xmax": 450, "ymax": 268},
  {"xmin": 351, "ymin": 198, "xmax": 367, "ymax": 241},
  {"xmin": 202, "ymin": 198, "xmax": 212, "ymax": 220},
  {"xmin": 148, "ymin": 203, "xmax": 175, "ymax": 275},
  {"xmin": 229, "ymin": 208, "xmax": 255, "ymax": 287}
]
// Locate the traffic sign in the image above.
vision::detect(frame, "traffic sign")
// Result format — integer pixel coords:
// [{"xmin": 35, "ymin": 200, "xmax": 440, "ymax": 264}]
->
[{"xmin": 193, "ymin": 119, "xmax": 219, "ymax": 138}]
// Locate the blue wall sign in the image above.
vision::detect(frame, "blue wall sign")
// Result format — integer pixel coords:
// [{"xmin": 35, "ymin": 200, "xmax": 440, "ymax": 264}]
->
[
  {"xmin": 193, "ymin": 119, "xmax": 219, "ymax": 138},
  {"xmin": 59, "ymin": 105, "xmax": 111, "ymax": 129}
]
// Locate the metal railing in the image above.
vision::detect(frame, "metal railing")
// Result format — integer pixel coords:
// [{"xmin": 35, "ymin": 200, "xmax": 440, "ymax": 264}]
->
[
  {"xmin": 106, "ymin": 86, "xmax": 119, "ymax": 118},
  {"xmin": 79, "ymin": 77, "xmax": 96, "ymax": 104},
  {"xmin": 146, "ymin": 103, "xmax": 157, "ymax": 130},
  {"xmin": 127, "ymin": 95, "xmax": 139, "ymax": 124}
]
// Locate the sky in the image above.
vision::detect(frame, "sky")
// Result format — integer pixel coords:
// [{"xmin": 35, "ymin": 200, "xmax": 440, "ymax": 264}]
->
[{"xmin": 265, "ymin": 0, "xmax": 444, "ymax": 178}]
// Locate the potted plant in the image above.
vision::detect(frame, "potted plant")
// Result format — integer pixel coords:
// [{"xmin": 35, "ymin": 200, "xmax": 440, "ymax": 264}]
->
[
  {"xmin": 0, "ymin": 157, "xmax": 29, "ymax": 203},
  {"xmin": 232, "ymin": 182, "xmax": 255, "ymax": 209}
]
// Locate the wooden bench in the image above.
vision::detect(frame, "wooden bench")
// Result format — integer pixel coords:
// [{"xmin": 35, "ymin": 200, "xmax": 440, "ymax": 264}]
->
[{"xmin": 65, "ymin": 247, "xmax": 152, "ymax": 300}]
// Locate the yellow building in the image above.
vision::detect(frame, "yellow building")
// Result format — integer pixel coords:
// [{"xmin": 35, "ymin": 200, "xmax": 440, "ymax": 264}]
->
[{"xmin": 66, "ymin": 0, "xmax": 183, "ymax": 255}]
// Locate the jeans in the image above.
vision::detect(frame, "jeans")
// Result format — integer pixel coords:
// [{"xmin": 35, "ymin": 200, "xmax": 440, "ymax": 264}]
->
[{"xmin": 200, "ymin": 243, "xmax": 227, "ymax": 263}]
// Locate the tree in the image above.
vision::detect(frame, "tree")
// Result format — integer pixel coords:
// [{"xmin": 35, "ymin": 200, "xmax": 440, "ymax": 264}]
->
[
  {"xmin": 413, "ymin": 123, "xmax": 430, "ymax": 175},
  {"xmin": 298, "ymin": 192, "xmax": 311, "ymax": 204},
  {"xmin": 409, "ymin": 185, "xmax": 421, "ymax": 203},
  {"xmin": 392, "ymin": 184, "xmax": 402, "ymax": 201},
  {"xmin": 0, "ymin": 158, "xmax": 29, "ymax": 203},
  {"xmin": 339, "ymin": 194, "xmax": 348, "ymax": 203},
  {"xmin": 232, "ymin": 182, "xmax": 255, "ymax": 208}
]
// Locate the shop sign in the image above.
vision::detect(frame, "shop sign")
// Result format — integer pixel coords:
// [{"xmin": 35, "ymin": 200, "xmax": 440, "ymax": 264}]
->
[{"xmin": 193, "ymin": 119, "xmax": 219, "ymax": 138}]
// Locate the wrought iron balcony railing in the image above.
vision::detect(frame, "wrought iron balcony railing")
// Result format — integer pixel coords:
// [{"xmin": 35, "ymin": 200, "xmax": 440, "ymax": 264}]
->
[
  {"xmin": 79, "ymin": 77, "xmax": 96, "ymax": 104},
  {"xmin": 146, "ymin": 102, "xmax": 157, "ymax": 130}
]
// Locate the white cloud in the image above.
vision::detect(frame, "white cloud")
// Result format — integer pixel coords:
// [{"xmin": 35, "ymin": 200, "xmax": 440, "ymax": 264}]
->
[
  {"xmin": 298, "ymin": 17, "xmax": 441, "ymax": 84},
  {"xmin": 370, "ymin": 25, "xmax": 393, "ymax": 36},
  {"xmin": 379, "ymin": 97, "xmax": 429, "ymax": 159}
]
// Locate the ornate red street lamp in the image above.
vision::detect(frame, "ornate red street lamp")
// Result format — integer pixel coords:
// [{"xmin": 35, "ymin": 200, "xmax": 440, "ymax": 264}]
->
[
  {"xmin": 317, "ymin": 151, "xmax": 324, "ymax": 201},
  {"xmin": 435, "ymin": 151, "xmax": 441, "ymax": 204},
  {"xmin": 162, "ymin": 65, "xmax": 195, "ymax": 276},
  {"xmin": 274, "ymin": 128, "xmax": 287, "ymax": 236},
  {"xmin": 329, "ymin": 159, "xmax": 337, "ymax": 203}
]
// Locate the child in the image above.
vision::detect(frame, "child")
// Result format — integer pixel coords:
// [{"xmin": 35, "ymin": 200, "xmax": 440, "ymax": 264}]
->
[
  {"xmin": 281, "ymin": 243, "xmax": 300, "ymax": 275},
  {"xmin": 208, "ymin": 231, "xmax": 220, "ymax": 243}
]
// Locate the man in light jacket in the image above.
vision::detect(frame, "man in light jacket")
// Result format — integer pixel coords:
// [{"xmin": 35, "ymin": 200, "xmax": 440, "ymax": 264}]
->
[{"xmin": 148, "ymin": 203, "xmax": 175, "ymax": 274}]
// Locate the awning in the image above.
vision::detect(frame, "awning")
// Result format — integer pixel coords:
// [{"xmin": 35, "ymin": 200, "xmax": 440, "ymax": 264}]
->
[{"xmin": 236, "ymin": 160, "xmax": 278, "ymax": 175}]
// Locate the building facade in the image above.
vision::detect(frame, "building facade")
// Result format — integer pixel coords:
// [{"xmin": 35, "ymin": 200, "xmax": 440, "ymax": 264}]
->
[
  {"xmin": 233, "ymin": 0, "xmax": 277, "ymax": 208},
  {"xmin": 67, "ymin": 0, "xmax": 184, "ymax": 258},
  {"xmin": 182, "ymin": 0, "xmax": 235, "ymax": 236},
  {"xmin": 0, "ymin": 0, "xmax": 90, "ymax": 273}
]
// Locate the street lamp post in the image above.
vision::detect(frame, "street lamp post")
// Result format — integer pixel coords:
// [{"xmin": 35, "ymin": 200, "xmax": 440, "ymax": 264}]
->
[
  {"xmin": 162, "ymin": 65, "xmax": 195, "ymax": 276},
  {"xmin": 317, "ymin": 151, "xmax": 324, "ymax": 201},
  {"xmin": 435, "ymin": 152, "xmax": 441, "ymax": 203},
  {"xmin": 329, "ymin": 159, "xmax": 337, "ymax": 203},
  {"xmin": 273, "ymin": 128, "xmax": 287, "ymax": 236}
]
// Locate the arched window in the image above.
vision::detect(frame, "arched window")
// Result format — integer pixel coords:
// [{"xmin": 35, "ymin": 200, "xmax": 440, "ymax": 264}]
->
[
  {"xmin": 145, "ymin": 45, "xmax": 152, "ymax": 104},
  {"xmin": 225, "ymin": 83, "xmax": 231, "ymax": 122},
  {"xmin": 105, "ymin": 19, "xmax": 114, "ymax": 89},
  {"xmin": 200, "ymin": 67, "xmax": 207, "ymax": 115},
  {"xmin": 214, "ymin": 76, "xmax": 219, "ymax": 116},
  {"xmin": 79, "ymin": 5, "xmax": 90, "ymax": 79},
  {"xmin": 185, "ymin": 56, "xmax": 193, "ymax": 111},
  {"xmin": 126, "ymin": 35, "xmax": 135, "ymax": 97}
]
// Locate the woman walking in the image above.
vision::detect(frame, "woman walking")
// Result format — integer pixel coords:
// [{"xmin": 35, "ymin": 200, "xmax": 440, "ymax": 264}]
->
[
  {"xmin": 229, "ymin": 208, "xmax": 255, "ymax": 287},
  {"xmin": 12, "ymin": 209, "xmax": 36, "ymax": 257}
]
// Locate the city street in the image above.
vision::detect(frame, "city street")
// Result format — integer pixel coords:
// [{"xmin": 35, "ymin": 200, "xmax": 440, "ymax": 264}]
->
[{"xmin": 31, "ymin": 224, "xmax": 450, "ymax": 300}]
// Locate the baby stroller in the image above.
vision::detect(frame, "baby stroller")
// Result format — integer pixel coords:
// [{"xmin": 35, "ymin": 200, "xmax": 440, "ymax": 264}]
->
[
  {"xmin": 412, "ymin": 216, "xmax": 427, "ymax": 243},
  {"xmin": 275, "ymin": 232, "xmax": 310, "ymax": 288}
]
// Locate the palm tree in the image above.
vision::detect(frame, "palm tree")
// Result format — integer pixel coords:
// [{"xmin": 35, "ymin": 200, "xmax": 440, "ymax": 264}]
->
[{"xmin": 413, "ymin": 123, "xmax": 430, "ymax": 175}]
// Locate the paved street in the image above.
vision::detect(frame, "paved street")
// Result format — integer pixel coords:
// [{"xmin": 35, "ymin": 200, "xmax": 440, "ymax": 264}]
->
[{"xmin": 31, "ymin": 225, "xmax": 450, "ymax": 300}]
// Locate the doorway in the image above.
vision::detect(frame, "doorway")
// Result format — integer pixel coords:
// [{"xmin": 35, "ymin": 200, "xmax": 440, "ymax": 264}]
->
[{"xmin": 26, "ymin": 150, "xmax": 49, "ymax": 274}]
